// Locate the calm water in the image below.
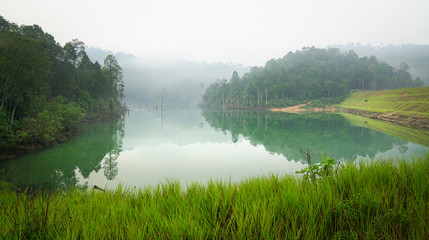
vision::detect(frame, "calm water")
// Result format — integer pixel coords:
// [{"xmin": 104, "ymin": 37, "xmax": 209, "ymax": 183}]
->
[{"xmin": 1, "ymin": 109, "xmax": 428, "ymax": 190}]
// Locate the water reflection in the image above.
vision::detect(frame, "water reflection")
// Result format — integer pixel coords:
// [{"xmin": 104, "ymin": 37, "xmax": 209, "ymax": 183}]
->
[
  {"xmin": 201, "ymin": 110, "xmax": 428, "ymax": 162},
  {"xmin": 0, "ymin": 118, "xmax": 124, "ymax": 190},
  {"xmin": 0, "ymin": 109, "xmax": 427, "ymax": 191}
]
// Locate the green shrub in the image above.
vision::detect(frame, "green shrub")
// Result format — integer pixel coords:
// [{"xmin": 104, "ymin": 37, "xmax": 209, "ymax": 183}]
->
[
  {"xmin": 109, "ymin": 97, "xmax": 115, "ymax": 111},
  {"xmin": 21, "ymin": 96, "xmax": 86, "ymax": 146}
]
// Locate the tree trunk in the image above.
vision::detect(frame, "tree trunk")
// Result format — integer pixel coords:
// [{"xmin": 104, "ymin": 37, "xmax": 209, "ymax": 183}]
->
[
  {"xmin": 10, "ymin": 102, "xmax": 17, "ymax": 127},
  {"xmin": 222, "ymin": 86, "xmax": 225, "ymax": 109},
  {"xmin": 265, "ymin": 88, "xmax": 268, "ymax": 105},
  {"xmin": 257, "ymin": 90, "xmax": 260, "ymax": 106},
  {"xmin": 0, "ymin": 97, "xmax": 7, "ymax": 112}
]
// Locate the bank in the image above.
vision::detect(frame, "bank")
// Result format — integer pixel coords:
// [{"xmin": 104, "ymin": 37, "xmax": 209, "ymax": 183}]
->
[
  {"xmin": 336, "ymin": 86, "xmax": 429, "ymax": 129},
  {"xmin": 0, "ymin": 106, "xmax": 127, "ymax": 161},
  {"xmin": 1, "ymin": 155, "xmax": 427, "ymax": 239}
]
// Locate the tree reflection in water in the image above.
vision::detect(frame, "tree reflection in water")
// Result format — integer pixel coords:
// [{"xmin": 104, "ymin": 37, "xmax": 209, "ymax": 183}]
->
[
  {"xmin": 102, "ymin": 120, "xmax": 125, "ymax": 180},
  {"xmin": 0, "ymin": 117, "xmax": 125, "ymax": 190},
  {"xmin": 202, "ymin": 110, "xmax": 411, "ymax": 163}
]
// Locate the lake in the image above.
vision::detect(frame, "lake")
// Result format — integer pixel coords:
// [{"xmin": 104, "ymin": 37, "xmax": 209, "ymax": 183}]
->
[{"xmin": 1, "ymin": 109, "xmax": 428, "ymax": 190}]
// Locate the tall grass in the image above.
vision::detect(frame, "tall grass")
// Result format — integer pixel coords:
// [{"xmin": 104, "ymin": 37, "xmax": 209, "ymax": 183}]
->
[{"xmin": 1, "ymin": 155, "xmax": 428, "ymax": 239}]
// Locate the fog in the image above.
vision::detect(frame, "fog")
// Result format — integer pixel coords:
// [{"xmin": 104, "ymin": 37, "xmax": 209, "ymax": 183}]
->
[
  {"xmin": 329, "ymin": 43, "xmax": 429, "ymax": 85},
  {"xmin": 86, "ymin": 47, "xmax": 250, "ymax": 107},
  {"xmin": 86, "ymin": 42, "xmax": 429, "ymax": 108},
  {"xmin": 2, "ymin": 0, "xmax": 429, "ymax": 104},
  {"xmin": 2, "ymin": 0, "xmax": 428, "ymax": 67}
]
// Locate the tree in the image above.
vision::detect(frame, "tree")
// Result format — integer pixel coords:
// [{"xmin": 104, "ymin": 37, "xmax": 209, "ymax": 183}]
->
[
  {"xmin": 64, "ymin": 39, "xmax": 85, "ymax": 67},
  {"xmin": 230, "ymin": 71, "xmax": 241, "ymax": 107},
  {"xmin": 103, "ymin": 54, "xmax": 123, "ymax": 103},
  {"xmin": 0, "ymin": 32, "xmax": 50, "ymax": 126},
  {"xmin": 0, "ymin": 15, "xmax": 126, "ymax": 153}
]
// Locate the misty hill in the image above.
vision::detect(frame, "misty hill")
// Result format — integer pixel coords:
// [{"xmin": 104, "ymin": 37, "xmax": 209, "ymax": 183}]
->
[
  {"xmin": 329, "ymin": 43, "xmax": 429, "ymax": 85},
  {"xmin": 86, "ymin": 47, "xmax": 250, "ymax": 108},
  {"xmin": 201, "ymin": 47, "xmax": 423, "ymax": 109}
]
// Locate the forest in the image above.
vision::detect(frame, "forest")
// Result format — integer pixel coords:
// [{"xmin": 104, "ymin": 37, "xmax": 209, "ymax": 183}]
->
[
  {"xmin": 201, "ymin": 47, "xmax": 423, "ymax": 109},
  {"xmin": 330, "ymin": 43, "xmax": 429, "ymax": 85},
  {"xmin": 0, "ymin": 16, "xmax": 125, "ymax": 154}
]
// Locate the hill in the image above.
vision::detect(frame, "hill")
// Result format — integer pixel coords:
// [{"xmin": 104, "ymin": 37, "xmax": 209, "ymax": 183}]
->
[
  {"xmin": 201, "ymin": 47, "xmax": 423, "ymax": 109},
  {"xmin": 337, "ymin": 87, "xmax": 429, "ymax": 128}
]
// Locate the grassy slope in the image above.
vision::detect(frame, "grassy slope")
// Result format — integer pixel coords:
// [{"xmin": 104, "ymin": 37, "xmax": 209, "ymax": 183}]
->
[
  {"xmin": 1, "ymin": 156, "xmax": 428, "ymax": 239},
  {"xmin": 337, "ymin": 86, "xmax": 429, "ymax": 116}
]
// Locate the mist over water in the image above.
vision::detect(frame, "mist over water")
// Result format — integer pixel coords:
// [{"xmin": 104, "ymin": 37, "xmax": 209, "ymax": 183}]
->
[{"xmin": 86, "ymin": 47, "xmax": 251, "ymax": 108}]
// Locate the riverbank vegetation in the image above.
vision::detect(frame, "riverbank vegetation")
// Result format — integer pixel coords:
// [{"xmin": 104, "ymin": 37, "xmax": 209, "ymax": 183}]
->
[
  {"xmin": 337, "ymin": 87, "xmax": 429, "ymax": 129},
  {"xmin": 1, "ymin": 155, "xmax": 428, "ymax": 239},
  {"xmin": 0, "ymin": 16, "xmax": 125, "ymax": 156},
  {"xmin": 201, "ymin": 47, "xmax": 423, "ymax": 109},
  {"xmin": 338, "ymin": 86, "xmax": 429, "ymax": 115}
]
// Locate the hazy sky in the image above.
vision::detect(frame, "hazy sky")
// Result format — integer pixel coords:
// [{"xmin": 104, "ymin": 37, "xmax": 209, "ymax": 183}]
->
[{"xmin": 2, "ymin": 0, "xmax": 428, "ymax": 66}]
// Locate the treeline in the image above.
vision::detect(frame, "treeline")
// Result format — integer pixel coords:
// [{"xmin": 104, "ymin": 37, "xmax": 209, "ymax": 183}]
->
[
  {"xmin": 330, "ymin": 43, "xmax": 429, "ymax": 85},
  {"xmin": 0, "ymin": 16, "xmax": 125, "ymax": 154},
  {"xmin": 201, "ymin": 47, "xmax": 423, "ymax": 109}
]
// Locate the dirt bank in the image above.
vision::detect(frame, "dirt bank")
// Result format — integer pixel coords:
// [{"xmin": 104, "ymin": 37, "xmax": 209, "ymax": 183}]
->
[
  {"xmin": 337, "ymin": 107, "xmax": 429, "ymax": 129},
  {"xmin": 271, "ymin": 102, "xmax": 336, "ymax": 113}
]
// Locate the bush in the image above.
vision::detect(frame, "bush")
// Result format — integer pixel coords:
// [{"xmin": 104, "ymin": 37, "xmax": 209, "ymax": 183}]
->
[
  {"xmin": 22, "ymin": 96, "xmax": 86, "ymax": 146},
  {"xmin": 0, "ymin": 110, "xmax": 15, "ymax": 151}
]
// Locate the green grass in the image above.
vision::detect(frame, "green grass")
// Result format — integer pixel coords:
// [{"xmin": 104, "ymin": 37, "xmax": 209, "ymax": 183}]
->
[
  {"xmin": 337, "ymin": 86, "xmax": 429, "ymax": 115},
  {"xmin": 1, "ymin": 155, "xmax": 428, "ymax": 239}
]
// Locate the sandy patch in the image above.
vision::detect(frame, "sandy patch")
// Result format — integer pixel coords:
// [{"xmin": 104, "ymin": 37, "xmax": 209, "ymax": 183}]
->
[{"xmin": 271, "ymin": 102, "xmax": 336, "ymax": 113}]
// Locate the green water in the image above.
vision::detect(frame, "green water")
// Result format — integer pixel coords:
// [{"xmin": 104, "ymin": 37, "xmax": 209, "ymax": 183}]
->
[{"xmin": 0, "ymin": 109, "xmax": 428, "ymax": 190}]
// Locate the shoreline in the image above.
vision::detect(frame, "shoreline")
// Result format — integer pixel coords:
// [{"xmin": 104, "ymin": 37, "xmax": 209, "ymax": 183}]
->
[
  {"xmin": 337, "ymin": 107, "xmax": 429, "ymax": 129},
  {"xmin": 1, "ymin": 156, "xmax": 427, "ymax": 239},
  {"xmin": 270, "ymin": 102, "xmax": 429, "ymax": 131},
  {"xmin": 270, "ymin": 101, "xmax": 336, "ymax": 113},
  {"xmin": 0, "ymin": 110, "xmax": 126, "ymax": 161}
]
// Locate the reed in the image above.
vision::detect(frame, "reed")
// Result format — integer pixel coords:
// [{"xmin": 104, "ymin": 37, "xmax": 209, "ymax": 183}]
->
[{"xmin": 1, "ymin": 154, "xmax": 428, "ymax": 239}]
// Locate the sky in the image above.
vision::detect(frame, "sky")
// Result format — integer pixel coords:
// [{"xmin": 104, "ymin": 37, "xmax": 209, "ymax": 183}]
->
[{"xmin": 1, "ymin": 0, "xmax": 429, "ymax": 66}]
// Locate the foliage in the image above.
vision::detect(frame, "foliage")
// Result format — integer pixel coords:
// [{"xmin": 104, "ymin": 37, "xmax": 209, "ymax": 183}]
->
[
  {"xmin": 19, "ymin": 97, "xmax": 86, "ymax": 146},
  {"xmin": 0, "ymin": 16, "xmax": 125, "ymax": 153},
  {"xmin": 0, "ymin": 155, "xmax": 428, "ymax": 239},
  {"xmin": 295, "ymin": 148, "xmax": 336, "ymax": 182},
  {"xmin": 331, "ymin": 43, "xmax": 429, "ymax": 85},
  {"xmin": 202, "ymin": 47, "xmax": 423, "ymax": 109},
  {"xmin": 109, "ymin": 97, "xmax": 115, "ymax": 111}
]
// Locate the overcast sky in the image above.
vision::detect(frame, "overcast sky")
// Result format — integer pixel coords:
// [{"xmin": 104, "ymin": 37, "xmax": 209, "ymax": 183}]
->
[{"xmin": 2, "ymin": 0, "xmax": 429, "ymax": 66}]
